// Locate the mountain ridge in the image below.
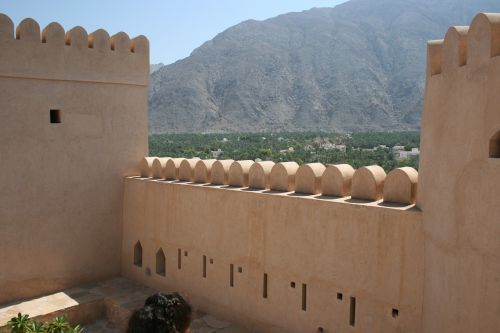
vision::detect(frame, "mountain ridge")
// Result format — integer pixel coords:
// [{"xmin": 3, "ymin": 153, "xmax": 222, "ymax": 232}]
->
[{"xmin": 149, "ymin": 0, "xmax": 500, "ymax": 134}]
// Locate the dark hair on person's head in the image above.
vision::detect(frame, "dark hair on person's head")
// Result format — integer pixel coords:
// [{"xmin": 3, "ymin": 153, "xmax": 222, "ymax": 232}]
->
[{"xmin": 127, "ymin": 292, "xmax": 192, "ymax": 333}]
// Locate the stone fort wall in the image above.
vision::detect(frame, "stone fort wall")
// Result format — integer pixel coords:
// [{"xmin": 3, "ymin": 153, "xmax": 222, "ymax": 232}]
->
[
  {"xmin": 418, "ymin": 13, "xmax": 500, "ymax": 333},
  {"xmin": 0, "ymin": 10, "xmax": 499, "ymax": 333},
  {"xmin": 122, "ymin": 12, "xmax": 500, "ymax": 333},
  {"xmin": 123, "ymin": 159, "xmax": 423, "ymax": 332},
  {"xmin": 0, "ymin": 14, "xmax": 149, "ymax": 303}
]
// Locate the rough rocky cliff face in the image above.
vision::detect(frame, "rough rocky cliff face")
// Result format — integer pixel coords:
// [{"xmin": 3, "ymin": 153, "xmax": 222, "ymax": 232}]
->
[
  {"xmin": 150, "ymin": 63, "xmax": 164, "ymax": 74},
  {"xmin": 149, "ymin": 0, "xmax": 500, "ymax": 134}
]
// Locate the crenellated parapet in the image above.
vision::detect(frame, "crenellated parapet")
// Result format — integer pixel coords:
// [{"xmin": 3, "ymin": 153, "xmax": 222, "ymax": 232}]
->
[
  {"xmin": 138, "ymin": 157, "xmax": 419, "ymax": 206},
  {"xmin": 0, "ymin": 13, "xmax": 149, "ymax": 85},
  {"xmin": 426, "ymin": 13, "xmax": 500, "ymax": 77},
  {"xmin": 125, "ymin": 157, "xmax": 423, "ymax": 331},
  {"xmin": 418, "ymin": 12, "xmax": 500, "ymax": 332}
]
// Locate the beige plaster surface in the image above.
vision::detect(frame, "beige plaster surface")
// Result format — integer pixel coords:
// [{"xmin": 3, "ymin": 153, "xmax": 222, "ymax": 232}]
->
[
  {"xmin": 294, "ymin": 163, "xmax": 326, "ymax": 195},
  {"xmin": 179, "ymin": 159, "xmax": 200, "ymax": 182},
  {"xmin": 122, "ymin": 178, "xmax": 423, "ymax": 333},
  {"xmin": 0, "ymin": 16, "xmax": 148, "ymax": 85},
  {"xmin": 211, "ymin": 160, "xmax": 234, "ymax": 185},
  {"xmin": 269, "ymin": 162, "xmax": 299, "ymax": 192},
  {"xmin": 152, "ymin": 157, "xmax": 171, "ymax": 179},
  {"xmin": 140, "ymin": 157, "xmax": 156, "ymax": 178},
  {"xmin": 194, "ymin": 159, "xmax": 217, "ymax": 183},
  {"xmin": 248, "ymin": 161, "xmax": 275, "ymax": 190},
  {"xmin": 351, "ymin": 166, "xmax": 386, "ymax": 201},
  {"xmin": 321, "ymin": 164, "xmax": 355, "ymax": 197},
  {"xmin": 165, "ymin": 158, "xmax": 185, "ymax": 180},
  {"xmin": 383, "ymin": 167, "xmax": 418, "ymax": 205},
  {"xmin": 418, "ymin": 12, "xmax": 500, "ymax": 333},
  {"xmin": 228, "ymin": 160, "xmax": 254, "ymax": 187},
  {"xmin": 0, "ymin": 14, "xmax": 148, "ymax": 303}
]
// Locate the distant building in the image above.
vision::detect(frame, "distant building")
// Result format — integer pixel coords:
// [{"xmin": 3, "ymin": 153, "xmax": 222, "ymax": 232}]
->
[
  {"xmin": 280, "ymin": 147, "xmax": 295, "ymax": 153},
  {"xmin": 211, "ymin": 148, "xmax": 223, "ymax": 158},
  {"xmin": 394, "ymin": 147, "xmax": 420, "ymax": 160}
]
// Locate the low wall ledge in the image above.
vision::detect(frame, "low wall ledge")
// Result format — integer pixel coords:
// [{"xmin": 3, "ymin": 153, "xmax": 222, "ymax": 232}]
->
[{"xmin": 125, "ymin": 176, "xmax": 420, "ymax": 213}]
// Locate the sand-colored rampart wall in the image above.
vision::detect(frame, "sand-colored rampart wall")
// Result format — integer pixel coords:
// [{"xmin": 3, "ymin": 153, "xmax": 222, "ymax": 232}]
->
[
  {"xmin": 122, "ymin": 158, "xmax": 424, "ymax": 332},
  {"xmin": 419, "ymin": 13, "xmax": 500, "ymax": 333},
  {"xmin": 0, "ymin": 14, "xmax": 149, "ymax": 303}
]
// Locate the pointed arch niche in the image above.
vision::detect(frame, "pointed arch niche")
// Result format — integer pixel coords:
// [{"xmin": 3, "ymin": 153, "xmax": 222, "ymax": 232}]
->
[
  {"xmin": 489, "ymin": 131, "xmax": 500, "ymax": 158},
  {"xmin": 156, "ymin": 248, "xmax": 166, "ymax": 276},
  {"xmin": 133, "ymin": 241, "xmax": 143, "ymax": 267}
]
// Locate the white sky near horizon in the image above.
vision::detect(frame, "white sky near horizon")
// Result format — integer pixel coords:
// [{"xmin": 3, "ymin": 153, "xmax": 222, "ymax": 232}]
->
[{"xmin": 1, "ymin": 0, "xmax": 347, "ymax": 64}]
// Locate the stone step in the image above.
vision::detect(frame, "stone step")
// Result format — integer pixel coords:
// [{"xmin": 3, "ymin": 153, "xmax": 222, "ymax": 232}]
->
[
  {"xmin": 0, "ymin": 278, "xmax": 153, "ymax": 333},
  {"xmin": 0, "ymin": 286, "xmax": 105, "ymax": 332}
]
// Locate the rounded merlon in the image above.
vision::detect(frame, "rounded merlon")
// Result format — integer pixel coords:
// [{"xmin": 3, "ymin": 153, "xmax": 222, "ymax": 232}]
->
[
  {"xmin": 248, "ymin": 161, "xmax": 275, "ymax": 189},
  {"xmin": 151, "ymin": 157, "xmax": 171, "ymax": 179},
  {"xmin": 111, "ymin": 31, "xmax": 131, "ymax": 52},
  {"xmin": 179, "ymin": 158, "xmax": 199, "ymax": 181},
  {"xmin": 321, "ymin": 164, "xmax": 355, "ymax": 197},
  {"xmin": 42, "ymin": 22, "xmax": 65, "ymax": 45},
  {"xmin": 270, "ymin": 162, "xmax": 299, "ymax": 192},
  {"xmin": 194, "ymin": 159, "xmax": 217, "ymax": 183},
  {"xmin": 351, "ymin": 165, "xmax": 387, "ymax": 201},
  {"xmin": 442, "ymin": 26, "xmax": 469, "ymax": 73},
  {"xmin": 427, "ymin": 39, "xmax": 444, "ymax": 76},
  {"xmin": 467, "ymin": 13, "xmax": 500, "ymax": 68},
  {"xmin": 16, "ymin": 18, "xmax": 40, "ymax": 42},
  {"xmin": 131, "ymin": 35, "xmax": 149, "ymax": 55},
  {"xmin": 139, "ymin": 157, "xmax": 156, "ymax": 178},
  {"xmin": 88, "ymin": 29, "xmax": 111, "ymax": 51},
  {"xmin": 295, "ymin": 163, "xmax": 326, "ymax": 195},
  {"xmin": 165, "ymin": 158, "xmax": 185, "ymax": 180},
  {"xmin": 0, "ymin": 13, "xmax": 14, "ymax": 41},
  {"xmin": 211, "ymin": 160, "xmax": 234, "ymax": 185},
  {"xmin": 383, "ymin": 167, "xmax": 418, "ymax": 205},
  {"xmin": 65, "ymin": 26, "xmax": 88, "ymax": 49},
  {"xmin": 228, "ymin": 160, "xmax": 255, "ymax": 187}
]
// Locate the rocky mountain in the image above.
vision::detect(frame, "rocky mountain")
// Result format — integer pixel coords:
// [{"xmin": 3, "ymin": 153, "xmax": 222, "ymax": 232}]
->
[
  {"xmin": 149, "ymin": 0, "xmax": 500, "ymax": 134},
  {"xmin": 150, "ymin": 63, "xmax": 164, "ymax": 74}
]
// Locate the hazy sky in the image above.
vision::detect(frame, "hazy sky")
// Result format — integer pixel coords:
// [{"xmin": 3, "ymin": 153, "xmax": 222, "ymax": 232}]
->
[{"xmin": 1, "ymin": 0, "xmax": 347, "ymax": 65}]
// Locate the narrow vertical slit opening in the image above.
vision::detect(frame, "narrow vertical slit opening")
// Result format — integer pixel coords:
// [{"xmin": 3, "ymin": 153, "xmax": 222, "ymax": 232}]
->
[
  {"xmin": 392, "ymin": 308, "xmax": 399, "ymax": 319},
  {"xmin": 349, "ymin": 296, "xmax": 356, "ymax": 327},
  {"xmin": 177, "ymin": 248, "xmax": 182, "ymax": 269},
  {"xmin": 263, "ymin": 273, "xmax": 268, "ymax": 299},
  {"xmin": 203, "ymin": 255, "xmax": 207, "ymax": 278},
  {"xmin": 301, "ymin": 283, "xmax": 307, "ymax": 311},
  {"xmin": 230, "ymin": 264, "xmax": 234, "ymax": 287}
]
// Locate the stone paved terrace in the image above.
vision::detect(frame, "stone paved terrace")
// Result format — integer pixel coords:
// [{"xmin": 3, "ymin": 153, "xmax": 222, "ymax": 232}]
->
[{"xmin": 0, "ymin": 278, "xmax": 254, "ymax": 333}]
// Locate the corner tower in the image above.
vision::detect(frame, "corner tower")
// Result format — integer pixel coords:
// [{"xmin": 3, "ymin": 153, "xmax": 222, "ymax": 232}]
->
[
  {"xmin": 0, "ymin": 14, "xmax": 149, "ymax": 303},
  {"xmin": 418, "ymin": 13, "xmax": 500, "ymax": 333}
]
